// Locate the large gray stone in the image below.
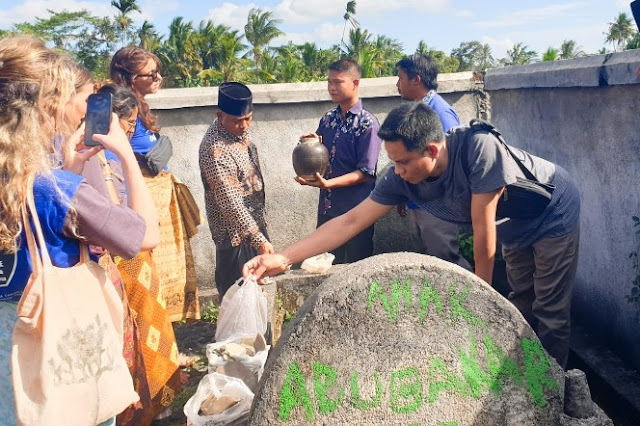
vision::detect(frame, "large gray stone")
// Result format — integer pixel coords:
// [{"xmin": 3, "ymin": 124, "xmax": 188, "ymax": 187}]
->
[{"xmin": 250, "ymin": 253, "xmax": 566, "ymax": 425}]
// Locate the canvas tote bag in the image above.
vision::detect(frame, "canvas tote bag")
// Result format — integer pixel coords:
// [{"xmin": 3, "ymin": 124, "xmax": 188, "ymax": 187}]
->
[{"xmin": 11, "ymin": 186, "xmax": 139, "ymax": 425}]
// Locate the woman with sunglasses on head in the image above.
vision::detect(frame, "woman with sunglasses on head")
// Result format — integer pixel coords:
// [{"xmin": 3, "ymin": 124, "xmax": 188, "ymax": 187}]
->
[
  {"xmin": 110, "ymin": 47, "xmax": 200, "ymax": 327},
  {"xmin": 95, "ymin": 83, "xmax": 182, "ymax": 425},
  {"xmin": 0, "ymin": 36, "xmax": 159, "ymax": 425}
]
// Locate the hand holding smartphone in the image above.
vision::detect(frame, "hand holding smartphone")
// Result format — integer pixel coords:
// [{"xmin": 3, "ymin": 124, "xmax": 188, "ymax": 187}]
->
[{"xmin": 83, "ymin": 93, "xmax": 113, "ymax": 146}]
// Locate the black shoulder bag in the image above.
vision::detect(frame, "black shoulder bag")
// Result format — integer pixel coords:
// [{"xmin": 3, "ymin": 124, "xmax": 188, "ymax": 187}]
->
[{"xmin": 461, "ymin": 119, "xmax": 555, "ymax": 220}]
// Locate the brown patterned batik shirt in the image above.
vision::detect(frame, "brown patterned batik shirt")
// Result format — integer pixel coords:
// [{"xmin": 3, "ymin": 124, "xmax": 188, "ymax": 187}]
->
[{"xmin": 199, "ymin": 120, "xmax": 268, "ymax": 250}]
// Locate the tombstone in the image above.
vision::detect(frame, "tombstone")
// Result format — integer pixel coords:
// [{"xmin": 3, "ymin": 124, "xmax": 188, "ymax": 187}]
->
[{"xmin": 250, "ymin": 253, "xmax": 570, "ymax": 425}]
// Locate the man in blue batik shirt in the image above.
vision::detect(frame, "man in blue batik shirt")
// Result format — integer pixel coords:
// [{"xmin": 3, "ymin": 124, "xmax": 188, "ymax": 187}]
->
[
  {"xmin": 396, "ymin": 54, "xmax": 471, "ymax": 270},
  {"xmin": 296, "ymin": 58, "xmax": 382, "ymax": 264}
]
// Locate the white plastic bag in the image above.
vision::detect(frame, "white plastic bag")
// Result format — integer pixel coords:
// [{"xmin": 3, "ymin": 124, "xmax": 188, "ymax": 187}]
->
[
  {"xmin": 215, "ymin": 276, "xmax": 268, "ymax": 342},
  {"xmin": 300, "ymin": 252, "xmax": 335, "ymax": 274},
  {"xmin": 184, "ymin": 373, "xmax": 253, "ymax": 426},
  {"xmin": 206, "ymin": 334, "xmax": 271, "ymax": 392}
]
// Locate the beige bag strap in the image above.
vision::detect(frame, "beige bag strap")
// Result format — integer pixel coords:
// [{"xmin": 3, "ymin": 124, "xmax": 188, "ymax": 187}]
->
[
  {"xmin": 24, "ymin": 175, "xmax": 90, "ymax": 266},
  {"xmin": 97, "ymin": 151, "xmax": 121, "ymax": 205}
]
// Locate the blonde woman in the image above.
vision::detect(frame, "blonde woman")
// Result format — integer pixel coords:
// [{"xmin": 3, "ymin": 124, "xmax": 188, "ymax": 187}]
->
[
  {"xmin": 110, "ymin": 46, "xmax": 200, "ymax": 325},
  {"xmin": 0, "ymin": 37, "xmax": 158, "ymax": 424}
]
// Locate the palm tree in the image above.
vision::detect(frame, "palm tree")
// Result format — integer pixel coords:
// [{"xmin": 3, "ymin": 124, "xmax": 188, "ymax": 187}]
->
[
  {"xmin": 137, "ymin": 20, "xmax": 161, "ymax": 51},
  {"xmin": 341, "ymin": 1, "xmax": 359, "ymax": 55},
  {"xmin": 416, "ymin": 40, "xmax": 430, "ymax": 56},
  {"xmin": 244, "ymin": 8, "xmax": 284, "ymax": 69},
  {"xmin": 111, "ymin": 0, "xmax": 140, "ymax": 44},
  {"xmin": 500, "ymin": 42, "xmax": 537, "ymax": 66},
  {"xmin": 605, "ymin": 13, "xmax": 636, "ymax": 51},
  {"xmin": 627, "ymin": 33, "xmax": 640, "ymax": 50},
  {"xmin": 474, "ymin": 43, "xmax": 494, "ymax": 71},
  {"xmin": 157, "ymin": 17, "xmax": 202, "ymax": 86},
  {"xmin": 542, "ymin": 47, "xmax": 558, "ymax": 61},
  {"xmin": 559, "ymin": 40, "xmax": 584, "ymax": 59},
  {"xmin": 216, "ymin": 30, "xmax": 248, "ymax": 81},
  {"xmin": 345, "ymin": 27, "xmax": 370, "ymax": 62},
  {"xmin": 196, "ymin": 20, "xmax": 232, "ymax": 70}
]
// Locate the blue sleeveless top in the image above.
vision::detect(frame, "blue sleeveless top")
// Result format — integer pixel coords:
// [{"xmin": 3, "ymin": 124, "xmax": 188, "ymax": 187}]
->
[
  {"xmin": 0, "ymin": 170, "xmax": 83, "ymax": 302},
  {"xmin": 129, "ymin": 116, "xmax": 157, "ymax": 156}
]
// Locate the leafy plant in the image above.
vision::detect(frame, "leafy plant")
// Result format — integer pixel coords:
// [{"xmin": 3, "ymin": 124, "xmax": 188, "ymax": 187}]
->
[
  {"xmin": 625, "ymin": 216, "xmax": 640, "ymax": 305},
  {"xmin": 458, "ymin": 231, "xmax": 504, "ymax": 267},
  {"xmin": 201, "ymin": 300, "xmax": 219, "ymax": 323}
]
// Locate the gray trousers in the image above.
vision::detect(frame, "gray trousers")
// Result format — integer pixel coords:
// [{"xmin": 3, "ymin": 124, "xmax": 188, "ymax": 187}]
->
[
  {"xmin": 502, "ymin": 226, "xmax": 580, "ymax": 369},
  {"xmin": 408, "ymin": 209, "xmax": 473, "ymax": 271}
]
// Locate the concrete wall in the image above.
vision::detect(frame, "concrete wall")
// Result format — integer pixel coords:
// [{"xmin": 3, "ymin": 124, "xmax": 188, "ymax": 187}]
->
[
  {"xmin": 149, "ymin": 72, "xmax": 485, "ymax": 291},
  {"xmin": 485, "ymin": 50, "xmax": 640, "ymax": 369}
]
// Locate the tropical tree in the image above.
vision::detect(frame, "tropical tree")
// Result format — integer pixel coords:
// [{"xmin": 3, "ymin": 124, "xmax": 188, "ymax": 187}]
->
[
  {"xmin": 451, "ymin": 41, "xmax": 483, "ymax": 71},
  {"xmin": 559, "ymin": 39, "xmax": 584, "ymax": 59},
  {"xmin": 157, "ymin": 17, "xmax": 202, "ymax": 87},
  {"xmin": 13, "ymin": 10, "xmax": 117, "ymax": 77},
  {"xmin": 500, "ymin": 42, "xmax": 537, "ymax": 66},
  {"xmin": 299, "ymin": 42, "xmax": 338, "ymax": 79},
  {"xmin": 341, "ymin": 1, "xmax": 358, "ymax": 54},
  {"xmin": 605, "ymin": 13, "xmax": 636, "ymax": 51},
  {"xmin": 137, "ymin": 20, "xmax": 161, "ymax": 51},
  {"xmin": 415, "ymin": 40, "xmax": 430, "ymax": 56},
  {"xmin": 110, "ymin": 0, "xmax": 140, "ymax": 45},
  {"xmin": 345, "ymin": 27, "xmax": 371, "ymax": 62},
  {"xmin": 474, "ymin": 43, "xmax": 494, "ymax": 71},
  {"xmin": 542, "ymin": 47, "xmax": 558, "ymax": 61},
  {"xmin": 626, "ymin": 33, "xmax": 640, "ymax": 50},
  {"xmin": 274, "ymin": 42, "xmax": 307, "ymax": 82},
  {"xmin": 244, "ymin": 8, "xmax": 284, "ymax": 69},
  {"xmin": 216, "ymin": 30, "xmax": 248, "ymax": 81}
]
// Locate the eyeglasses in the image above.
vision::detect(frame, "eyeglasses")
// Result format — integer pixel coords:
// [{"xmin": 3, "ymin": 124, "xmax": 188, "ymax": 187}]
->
[
  {"xmin": 134, "ymin": 70, "xmax": 161, "ymax": 81},
  {"xmin": 120, "ymin": 118, "xmax": 137, "ymax": 133}
]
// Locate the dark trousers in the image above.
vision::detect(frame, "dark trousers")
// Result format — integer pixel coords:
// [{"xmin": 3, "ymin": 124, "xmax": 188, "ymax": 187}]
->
[
  {"xmin": 215, "ymin": 243, "xmax": 259, "ymax": 300},
  {"xmin": 502, "ymin": 226, "xmax": 580, "ymax": 369},
  {"xmin": 317, "ymin": 214, "xmax": 374, "ymax": 264}
]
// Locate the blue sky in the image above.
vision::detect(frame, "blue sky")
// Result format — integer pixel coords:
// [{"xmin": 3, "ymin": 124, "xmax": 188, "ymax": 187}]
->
[{"xmin": 0, "ymin": 0, "xmax": 634, "ymax": 59}]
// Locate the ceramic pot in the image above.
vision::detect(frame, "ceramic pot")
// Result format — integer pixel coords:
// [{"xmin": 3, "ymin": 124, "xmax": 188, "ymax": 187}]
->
[{"xmin": 292, "ymin": 136, "xmax": 329, "ymax": 181}]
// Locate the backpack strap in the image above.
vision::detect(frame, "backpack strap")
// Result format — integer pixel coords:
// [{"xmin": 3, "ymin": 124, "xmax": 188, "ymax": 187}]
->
[{"xmin": 460, "ymin": 119, "xmax": 542, "ymax": 183}]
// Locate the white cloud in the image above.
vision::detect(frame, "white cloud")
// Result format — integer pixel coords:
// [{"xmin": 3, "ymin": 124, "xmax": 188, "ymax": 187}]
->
[
  {"xmin": 456, "ymin": 9, "xmax": 473, "ymax": 19},
  {"xmin": 473, "ymin": 2, "xmax": 586, "ymax": 29},
  {"xmin": 275, "ymin": 0, "xmax": 450, "ymax": 25},
  {"xmin": 137, "ymin": 0, "xmax": 179, "ymax": 25},
  {"xmin": 205, "ymin": 2, "xmax": 260, "ymax": 31},
  {"xmin": 482, "ymin": 35, "xmax": 514, "ymax": 60},
  {"xmin": 0, "ymin": 0, "xmax": 112, "ymax": 27},
  {"xmin": 273, "ymin": 22, "xmax": 344, "ymax": 46}
]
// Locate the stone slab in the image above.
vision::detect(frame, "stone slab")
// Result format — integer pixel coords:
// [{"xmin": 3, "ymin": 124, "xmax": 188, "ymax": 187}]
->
[{"xmin": 250, "ymin": 253, "xmax": 566, "ymax": 425}]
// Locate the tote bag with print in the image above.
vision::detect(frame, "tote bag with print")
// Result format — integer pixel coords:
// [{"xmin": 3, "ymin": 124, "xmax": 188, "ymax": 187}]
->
[{"xmin": 11, "ymin": 188, "xmax": 139, "ymax": 426}]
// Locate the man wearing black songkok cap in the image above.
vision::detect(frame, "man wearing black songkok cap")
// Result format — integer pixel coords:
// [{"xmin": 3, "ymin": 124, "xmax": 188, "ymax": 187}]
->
[{"xmin": 199, "ymin": 82, "xmax": 273, "ymax": 299}]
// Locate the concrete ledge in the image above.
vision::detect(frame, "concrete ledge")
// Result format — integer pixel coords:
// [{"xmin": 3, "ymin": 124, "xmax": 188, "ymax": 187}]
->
[
  {"xmin": 147, "ymin": 72, "xmax": 476, "ymax": 110},
  {"xmin": 485, "ymin": 50, "xmax": 640, "ymax": 90}
]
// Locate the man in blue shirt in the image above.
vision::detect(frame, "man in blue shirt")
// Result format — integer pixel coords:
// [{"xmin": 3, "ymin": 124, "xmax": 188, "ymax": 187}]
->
[
  {"xmin": 296, "ymin": 59, "xmax": 382, "ymax": 263},
  {"xmin": 396, "ymin": 54, "xmax": 470, "ymax": 270}
]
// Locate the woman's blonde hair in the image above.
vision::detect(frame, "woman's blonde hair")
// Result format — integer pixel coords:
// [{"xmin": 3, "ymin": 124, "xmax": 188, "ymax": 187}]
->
[{"xmin": 0, "ymin": 36, "xmax": 79, "ymax": 251}]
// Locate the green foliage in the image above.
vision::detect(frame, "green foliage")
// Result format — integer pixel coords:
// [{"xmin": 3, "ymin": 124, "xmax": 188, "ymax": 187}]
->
[
  {"xmin": 625, "ymin": 216, "xmax": 640, "ymax": 306},
  {"xmin": 458, "ymin": 231, "xmax": 503, "ymax": 267},
  {"xmin": 500, "ymin": 42, "xmax": 537, "ymax": 66},
  {"xmin": 0, "ymin": 6, "xmax": 628, "ymax": 86},
  {"xmin": 201, "ymin": 300, "xmax": 219, "ymax": 323},
  {"xmin": 605, "ymin": 12, "xmax": 637, "ymax": 51},
  {"xmin": 542, "ymin": 47, "xmax": 558, "ymax": 62},
  {"xmin": 451, "ymin": 41, "xmax": 494, "ymax": 72}
]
